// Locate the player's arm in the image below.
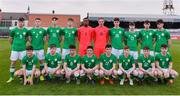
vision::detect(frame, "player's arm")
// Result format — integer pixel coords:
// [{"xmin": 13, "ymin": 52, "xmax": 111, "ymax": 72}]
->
[
  {"xmin": 22, "ymin": 64, "xmax": 27, "ymax": 85},
  {"xmin": 9, "ymin": 29, "xmax": 14, "ymax": 44},
  {"xmin": 129, "ymin": 63, "xmax": 136, "ymax": 74},
  {"xmin": 100, "ymin": 62, "xmax": 107, "ymax": 72},
  {"xmin": 63, "ymin": 62, "xmax": 68, "ymax": 71},
  {"xmin": 139, "ymin": 63, "xmax": 145, "ymax": 72},
  {"xmin": 155, "ymin": 61, "xmax": 162, "ymax": 71},
  {"xmin": 168, "ymin": 62, "xmax": 173, "ymax": 71},
  {"xmin": 72, "ymin": 63, "xmax": 80, "ymax": 73},
  {"xmin": 81, "ymin": 63, "xmax": 88, "ymax": 72},
  {"xmin": 30, "ymin": 65, "xmax": 36, "ymax": 85},
  {"xmin": 110, "ymin": 63, "xmax": 116, "ymax": 72},
  {"xmin": 119, "ymin": 63, "xmax": 126, "ymax": 73},
  {"xmin": 151, "ymin": 62, "xmax": 155, "ymax": 72}
]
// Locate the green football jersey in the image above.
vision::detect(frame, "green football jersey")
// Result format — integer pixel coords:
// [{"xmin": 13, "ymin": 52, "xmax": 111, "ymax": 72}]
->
[
  {"xmin": 81, "ymin": 54, "xmax": 99, "ymax": 69},
  {"xmin": 64, "ymin": 54, "xmax": 81, "ymax": 70},
  {"xmin": 45, "ymin": 53, "xmax": 62, "ymax": 68},
  {"xmin": 62, "ymin": 27, "xmax": 77, "ymax": 49},
  {"xmin": 119, "ymin": 55, "xmax": 134, "ymax": 70},
  {"xmin": 22, "ymin": 55, "xmax": 38, "ymax": 70},
  {"xmin": 28, "ymin": 27, "xmax": 46, "ymax": 50},
  {"xmin": 138, "ymin": 54, "xmax": 155, "ymax": 70},
  {"xmin": 155, "ymin": 53, "xmax": 172, "ymax": 69},
  {"xmin": 100, "ymin": 54, "xmax": 117, "ymax": 70},
  {"xmin": 109, "ymin": 27, "xmax": 124, "ymax": 49},
  {"xmin": 154, "ymin": 29, "xmax": 170, "ymax": 52},
  {"xmin": 124, "ymin": 31, "xmax": 139, "ymax": 51},
  {"xmin": 47, "ymin": 26, "xmax": 61, "ymax": 48},
  {"xmin": 139, "ymin": 29, "xmax": 155, "ymax": 50},
  {"xmin": 9, "ymin": 27, "xmax": 28, "ymax": 51}
]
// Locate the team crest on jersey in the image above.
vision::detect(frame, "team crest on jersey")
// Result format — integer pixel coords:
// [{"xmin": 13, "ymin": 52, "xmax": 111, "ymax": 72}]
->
[
  {"xmin": 91, "ymin": 59, "xmax": 94, "ymax": 62},
  {"xmin": 128, "ymin": 59, "xmax": 130, "ymax": 62},
  {"xmin": 74, "ymin": 60, "xmax": 76, "ymax": 63},
  {"xmin": 57, "ymin": 30, "xmax": 59, "ymax": 33},
  {"xmin": 33, "ymin": 31, "xmax": 35, "ymax": 34},
  {"xmin": 162, "ymin": 33, "xmax": 164, "ymax": 36},
  {"xmin": 119, "ymin": 31, "xmax": 122, "ymax": 34},
  {"xmin": 148, "ymin": 60, "xmax": 151, "ymax": 63},
  {"xmin": 134, "ymin": 35, "xmax": 136, "ymax": 37},
  {"xmin": 72, "ymin": 31, "xmax": 75, "ymax": 34},
  {"xmin": 55, "ymin": 58, "xmax": 57, "ymax": 61},
  {"xmin": 86, "ymin": 60, "xmax": 88, "ymax": 63},
  {"xmin": 39, "ymin": 31, "xmax": 42, "ymax": 34},
  {"xmin": 166, "ymin": 58, "xmax": 169, "ymax": 61},
  {"xmin": 23, "ymin": 32, "xmax": 26, "ymax": 35},
  {"xmin": 48, "ymin": 59, "xmax": 50, "ymax": 61},
  {"xmin": 110, "ymin": 60, "xmax": 112, "ymax": 63},
  {"xmin": 149, "ymin": 32, "xmax": 152, "ymax": 35}
]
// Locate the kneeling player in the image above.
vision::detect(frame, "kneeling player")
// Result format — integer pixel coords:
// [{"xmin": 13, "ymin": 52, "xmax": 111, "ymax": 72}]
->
[
  {"xmin": 138, "ymin": 46, "xmax": 157, "ymax": 82},
  {"xmin": 15, "ymin": 46, "xmax": 40, "ymax": 85},
  {"xmin": 42, "ymin": 44, "xmax": 62, "ymax": 80},
  {"xmin": 155, "ymin": 44, "xmax": 178, "ymax": 84},
  {"xmin": 117, "ymin": 46, "xmax": 138, "ymax": 86},
  {"xmin": 99, "ymin": 44, "xmax": 117, "ymax": 85},
  {"xmin": 81, "ymin": 46, "xmax": 99, "ymax": 85},
  {"xmin": 63, "ymin": 45, "xmax": 81, "ymax": 84}
]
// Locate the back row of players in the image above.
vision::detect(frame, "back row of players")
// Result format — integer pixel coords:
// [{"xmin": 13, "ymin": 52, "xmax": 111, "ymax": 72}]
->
[{"xmin": 7, "ymin": 17, "xmax": 178, "ymax": 85}]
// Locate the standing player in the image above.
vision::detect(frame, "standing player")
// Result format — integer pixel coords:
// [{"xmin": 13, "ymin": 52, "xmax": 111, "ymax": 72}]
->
[
  {"xmin": 62, "ymin": 18, "xmax": 77, "ymax": 60},
  {"xmin": 124, "ymin": 22, "xmax": 139, "ymax": 61},
  {"xmin": 47, "ymin": 17, "xmax": 61, "ymax": 53},
  {"xmin": 63, "ymin": 45, "xmax": 81, "ymax": 84},
  {"xmin": 78, "ymin": 18, "xmax": 93, "ymax": 57},
  {"xmin": 139, "ymin": 20, "xmax": 155, "ymax": 56},
  {"xmin": 28, "ymin": 18, "xmax": 46, "ymax": 77},
  {"xmin": 99, "ymin": 44, "xmax": 116, "ymax": 85},
  {"xmin": 154, "ymin": 19, "xmax": 171, "ymax": 55},
  {"xmin": 138, "ymin": 46, "xmax": 157, "ymax": 81},
  {"xmin": 14, "ymin": 46, "xmax": 40, "ymax": 85},
  {"xmin": 7, "ymin": 17, "xmax": 29, "ymax": 83},
  {"xmin": 109, "ymin": 17, "xmax": 125, "ymax": 58},
  {"xmin": 42, "ymin": 44, "xmax": 62, "ymax": 80},
  {"xmin": 81, "ymin": 46, "xmax": 99, "ymax": 85},
  {"xmin": 117, "ymin": 46, "xmax": 138, "ymax": 86},
  {"xmin": 93, "ymin": 17, "xmax": 109, "ymax": 58},
  {"xmin": 155, "ymin": 44, "xmax": 178, "ymax": 84}
]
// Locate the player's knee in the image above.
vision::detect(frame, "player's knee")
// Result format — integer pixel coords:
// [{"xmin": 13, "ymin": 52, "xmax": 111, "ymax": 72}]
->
[
  {"xmin": 99, "ymin": 70, "xmax": 104, "ymax": 76},
  {"xmin": 117, "ymin": 69, "xmax": 123, "ymax": 75},
  {"xmin": 133, "ymin": 70, "xmax": 139, "ymax": 76},
  {"xmin": 79, "ymin": 70, "xmax": 85, "ymax": 76},
  {"xmin": 94, "ymin": 69, "xmax": 99, "ymax": 76}
]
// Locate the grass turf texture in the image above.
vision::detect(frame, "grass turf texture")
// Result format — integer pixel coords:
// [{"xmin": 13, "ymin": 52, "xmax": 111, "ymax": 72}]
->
[{"xmin": 0, "ymin": 38, "xmax": 180, "ymax": 95}]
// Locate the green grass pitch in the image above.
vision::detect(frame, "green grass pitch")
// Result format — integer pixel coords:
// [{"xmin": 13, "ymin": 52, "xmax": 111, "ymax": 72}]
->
[{"xmin": 0, "ymin": 38, "xmax": 180, "ymax": 95}]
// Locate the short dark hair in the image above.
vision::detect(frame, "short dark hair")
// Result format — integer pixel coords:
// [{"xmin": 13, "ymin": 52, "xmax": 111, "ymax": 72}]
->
[
  {"xmin": 52, "ymin": 17, "xmax": 58, "ymax": 21},
  {"xmin": 98, "ymin": 17, "xmax": 104, "ymax": 20},
  {"xmin": 35, "ymin": 18, "xmax": 41, "ymax": 20},
  {"xmin": 26, "ymin": 46, "xmax": 33, "ymax": 51},
  {"xmin": 114, "ymin": 17, "xmax": 119, "ymax": 21},
  {"xmin": 68, "ymin": 18, "xmax": 74, "ymax": 22},
  {"xmin": 69, "ymin": 45, "xmax": 76, "ymax": 49},
  {"xmin": 87, "ymin": 46, "xmax": 93, "ymax": 50},
  {"xmin": 18, "ymin": 17, "xmax": 25, "ymax": 22},
  {"xmin": 157, "ymin": 19, "xmax": 164, "ymax": 24},
  {"xmin": 144, "ymin": 20, "xmax": 150, "ymax": 24},
  {"xmin": 105, "ymin": 44, "xmax": 112, "ymax": 48},
  {"xmin": 161, "ymin": 44, "xmax": 167, "ymax": 49},
  {"xmin": 50, "ymin": 44, "xmax": 56, "ymax": 49},
  {"xmin": 143, "ymin": 46, "xmax": 149, "ymax": 50},
  {"xmin": 124, "ymin": 46, "xmax": 129, "ymax": 50},
  {"xmin": 129, "ymin": 22, "xmax": 135, "ymax": 26}
]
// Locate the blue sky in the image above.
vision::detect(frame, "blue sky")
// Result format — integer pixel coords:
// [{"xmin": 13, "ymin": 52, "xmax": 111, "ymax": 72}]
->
[{"xmin": 1, "ymin": 0, "xmax": 180, "ymax": 19}]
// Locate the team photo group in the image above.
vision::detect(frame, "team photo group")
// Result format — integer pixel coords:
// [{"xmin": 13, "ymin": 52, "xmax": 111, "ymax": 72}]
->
[{"xmin": 6, "ymin": 16, "xmax": 179, "ymax": 86}]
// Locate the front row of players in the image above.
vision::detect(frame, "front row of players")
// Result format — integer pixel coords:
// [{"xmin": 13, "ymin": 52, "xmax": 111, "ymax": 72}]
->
[{"xmin": 14, "ymin": 44, "xmax": 178, "ymax": 85}]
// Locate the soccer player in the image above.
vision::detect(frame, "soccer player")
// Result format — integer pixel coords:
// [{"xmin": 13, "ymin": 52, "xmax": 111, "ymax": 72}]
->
[
  {"xmin": 81, "ymin": 46, "xmax": 99, "ymax": 85},
  {"xmin": 154, "ymin": 19, "xmax": 171, "ymax": 55},
  {"xmin": 47, "ymin": 17, "xmax": 61, "ymax": 53},
  {"xmin": 28, "ymin": 18, "xmax": 46, "ymax": 76},
  {"xmin": 7, "ymin": 17, "xmax": 29, "ymax": 83},
  {"xmin": 42, "ymin": 44, "xmax": 62, "ymax": 80},
  {"xmin": 124, "ymin": 22, "xmax": 139, "ymax": 61},
  {"xmin": 138, "ymin": 46, "xmax": 157, "ymax": 82},
  {"xmin": 93, "ymin": 17, "xmax": 109, "ymax": 58},
  {"xmin": 117, "ymin": 46, "xmax": 138, "ymax": 86},
  {"xmin": 62, "ymin": 18, "xmax": 77, "ymax": 60},
  {"xmin": 139, "ymin": 20, "xmax": 155, "ymax": 56},
  {"xmin": 63, "ymin": 45, "xmax": 81, "ymax": 84},
  {"xmin": 109, "ymin": 17, "xmax": 125, "ymax": 58},
  {"xmin": 99, "ymin": 44, "xmax": 116, "ymax": 85},
  {"xmin": 78, "ymin": 18, "xmax": 93, "ymax": 57},
  {"xmin": 155, "ymin": 44, "xmax": 178, "ymax": 84},
  {"xmin": 14, "ymin": 46, "xmax": 40, "ymax": 85}
]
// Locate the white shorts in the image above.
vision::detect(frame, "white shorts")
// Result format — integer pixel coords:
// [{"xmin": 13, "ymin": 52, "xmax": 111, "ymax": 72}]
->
[
  {"xmin": 62, "ymin": 49, "xmax": 70, "ymax": 59},
  {"xmin": 48, "ymin": 67, "xmax": 56, "ymax": 73},
  {"xmin": 124, "ymin": 68, "xmax": 134, "ymax": 74},
  {"xmin": 112, "ymin": 48, "xmax": 123, "ymax": 58},
  {"xmin": 140, "ymin": 50, "xmax": 154, "ymax": 56},
  {"xmin": 47, "ymin": 48, "xmax": 61, "ymax": 54},
  {"xmin": 33, "ymin": 50, "xmax": 44, "ymax": 60},
  {"xmin": 130, "ymin": 51, "xmax": 138, "ymax": 60},
  {"xmin": 26, "ymin": 70, "xmax": 32, "ymax": 76},
  {"xmin": 161, "ymin": 68, "xmax": 169, "ymax": 73},
  {"xmin": 10, "ymin": 51, "xmax": 26, "ymax": 61}
]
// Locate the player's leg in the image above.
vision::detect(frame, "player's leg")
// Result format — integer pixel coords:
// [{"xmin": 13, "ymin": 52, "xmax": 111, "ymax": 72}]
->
[
  {"xmin": 117, "ymin": 69, "xmax": 124, "ymax": 85},
  {"xmin": 99, "ymin": 69, "xmax": 105, "ymax": 85},
  {"xmin": 73, "ymin": 70, "xmax": 81, "ymax": 85}
]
